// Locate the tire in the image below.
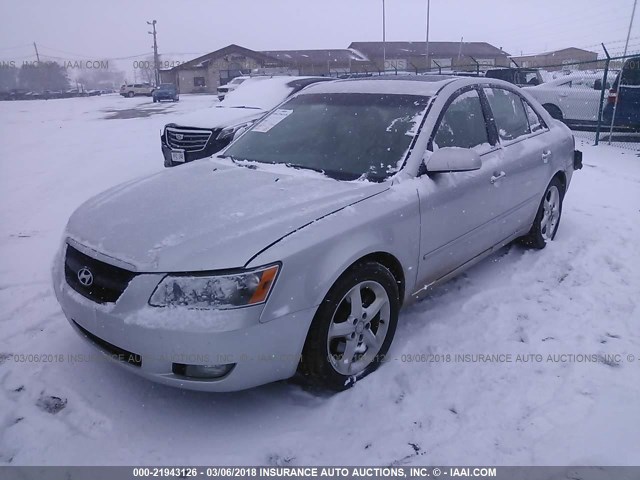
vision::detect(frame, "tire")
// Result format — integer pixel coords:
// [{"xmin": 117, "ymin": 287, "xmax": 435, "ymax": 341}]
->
[
  {"xmin": 153, "ymin": 98, "xmax": 157, "ymax": 103},
  {"xmin": 299, "ymin": 261, "xmax": 399, "ymax": 391},
  {"xmin": 520, "ymin": 177, "xmax": 564, "ymax": 249},
  {"xmin": 127, "ymin": 91, "xmax": 135, "ymax": 98},
  {"xmin": 543, "ymin": 104, "xmax": 563, "ymax": 121}
]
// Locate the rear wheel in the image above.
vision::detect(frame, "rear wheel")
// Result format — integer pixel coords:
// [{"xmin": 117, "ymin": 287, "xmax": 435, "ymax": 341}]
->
[
  {"xmin": 299, "ymin": 261, "xmax": 399, "ymax": 391},
  {"xmin": 521, "ymin": 177, "xmax": 564, "ymax": 249},
  {"xmin": 127, "ymin": 91, "xmax": 135, "ymax": 98}
]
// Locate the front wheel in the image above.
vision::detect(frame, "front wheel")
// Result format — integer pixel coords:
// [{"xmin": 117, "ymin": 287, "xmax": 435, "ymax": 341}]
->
[
  {"xmin": 521, "ymin": 177, "xmax": 564, "ymax": 249},
  {"xmin": 299, "ymin": 261, "xmax": 399, "ymax": 391}
]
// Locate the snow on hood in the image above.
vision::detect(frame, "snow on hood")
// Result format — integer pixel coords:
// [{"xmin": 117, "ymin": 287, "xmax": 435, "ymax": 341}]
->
[
  {"xmin": 65, "ymin": 159, "xmax": 388, "ymax": 272},
  {"xmin": 166, "ymin": 106, "xmax": 265, "ymax": 130},
  {"xmin": 219, "ymin": 76, "xmax": 296, "ymax": 110},
  {"xmin": 165, "ymin": 77, "xmax": 318, "ymax": 129}
]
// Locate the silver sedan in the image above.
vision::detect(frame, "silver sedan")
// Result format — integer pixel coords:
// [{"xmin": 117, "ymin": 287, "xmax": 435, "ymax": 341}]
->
[{"xmin": 53, "ymin": 76, "xmax": 581, "ymax": 391}]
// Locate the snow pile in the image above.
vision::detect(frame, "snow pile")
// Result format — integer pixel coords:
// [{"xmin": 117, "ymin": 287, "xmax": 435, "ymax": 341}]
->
[{"xmin": 0, "ymin": 96, "xmax": 639, "ymax": 465}]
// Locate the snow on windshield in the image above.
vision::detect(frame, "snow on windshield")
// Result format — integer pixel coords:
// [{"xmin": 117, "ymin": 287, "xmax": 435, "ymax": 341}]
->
[{"xmin": 225, "ymin": 93, "xmax": 430, "ymax": 181}]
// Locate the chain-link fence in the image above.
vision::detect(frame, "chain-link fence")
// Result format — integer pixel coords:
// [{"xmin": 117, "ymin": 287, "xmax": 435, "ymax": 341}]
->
[{"xmin": 331, "ymin": 49, "xmax": 640, "ymax": 151}]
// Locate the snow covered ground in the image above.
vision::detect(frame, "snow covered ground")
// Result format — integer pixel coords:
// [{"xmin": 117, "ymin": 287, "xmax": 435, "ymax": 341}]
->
[{"xmin": 0, "ymin": 96, "xmax": 639, "ymax": 466}]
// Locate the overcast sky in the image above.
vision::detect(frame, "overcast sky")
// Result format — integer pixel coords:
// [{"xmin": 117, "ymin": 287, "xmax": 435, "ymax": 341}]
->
[{"xmin": 1, "ymin": 0, "xmax": 638, "ymax": 65}]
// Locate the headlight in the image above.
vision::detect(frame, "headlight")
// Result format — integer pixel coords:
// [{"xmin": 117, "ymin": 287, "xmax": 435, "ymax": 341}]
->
[
  {"xmin": 216, "ymin": 121, "xmax": 254, "ymax": 142},
  {"xmin": 149, "ymin": 264, "xmax": 279, "ymax": 309}
]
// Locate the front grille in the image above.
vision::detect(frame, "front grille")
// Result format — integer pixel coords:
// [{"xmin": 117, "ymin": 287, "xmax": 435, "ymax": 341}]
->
[
  {"xmin": 73, "ymin": 320, "xmax": 142, "ymax": 367},
  {"xmin": 64, "ymin": 245, "xmax": 136, "ymax": 304},
  {"xmin": 166, "ymin": 127, "xmax": 216, "ymax": 152}
]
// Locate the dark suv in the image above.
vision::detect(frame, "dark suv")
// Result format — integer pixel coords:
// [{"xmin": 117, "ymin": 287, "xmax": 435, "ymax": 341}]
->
[
  {"xmin": 603, "ymin": 56, "xmax": 640, "ymax": 131},
  {"xmin": 485, "ymin": 68, "xmax": 543, "ymax": 86},
  {"xmin": 153, "ymin": 84, "xmax": 179, "ymax": 102},
  {"xmin": 161, "ymin": 76, "xmax": 332, "ymax": 167}
]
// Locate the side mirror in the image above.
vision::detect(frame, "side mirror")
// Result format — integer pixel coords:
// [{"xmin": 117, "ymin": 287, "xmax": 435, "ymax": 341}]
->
[{"xmin": 424, "ymin": 147, "xmax": 482, "ymax": 173}]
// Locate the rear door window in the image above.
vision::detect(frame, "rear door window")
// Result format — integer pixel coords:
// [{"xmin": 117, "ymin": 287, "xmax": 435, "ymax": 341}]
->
[{"xmin": 484, "ymin": 88, "xmax": 531, "ymax": 141}]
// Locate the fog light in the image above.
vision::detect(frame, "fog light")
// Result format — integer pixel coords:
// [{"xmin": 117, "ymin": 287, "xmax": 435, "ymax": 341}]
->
[{"xmin": 172, "ymin": 363, "xmax": 235, "ymax": 379}]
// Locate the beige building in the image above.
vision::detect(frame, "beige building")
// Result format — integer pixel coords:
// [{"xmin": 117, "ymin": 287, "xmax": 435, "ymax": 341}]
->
[
  {"xmin": 348, "ymin": 41, "xmax": 510, "ymax": 72},
  {"xmin": 510, "ymin": 47, "xmax": 599, "ymax": 71},
  {"xmin": 161, "ymin": 40, "xmax": 512, "ymax": 94},
  {"xmin": 160, "ymin": 44, "xmax": 283, "ymax": 94}
]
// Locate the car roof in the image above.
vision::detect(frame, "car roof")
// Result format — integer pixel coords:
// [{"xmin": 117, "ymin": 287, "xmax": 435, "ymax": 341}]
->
[{"xmin": 299, "ymin": 75, "xmax": 460, "ymax": 96}]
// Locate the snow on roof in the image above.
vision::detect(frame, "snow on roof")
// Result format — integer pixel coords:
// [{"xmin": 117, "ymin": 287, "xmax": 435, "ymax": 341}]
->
[{"xmin": 300, "ymin": 77, "xmax": 456, "ymax": 96}]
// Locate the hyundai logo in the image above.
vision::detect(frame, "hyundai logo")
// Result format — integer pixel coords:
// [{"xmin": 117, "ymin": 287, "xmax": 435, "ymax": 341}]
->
[
  {"xmin": 175, "ymin": 133, "xmax": 184, "ymax": 140},
  {"xmin": 77, "ymin": 267, "xmax": 94, "ymax": 287}
]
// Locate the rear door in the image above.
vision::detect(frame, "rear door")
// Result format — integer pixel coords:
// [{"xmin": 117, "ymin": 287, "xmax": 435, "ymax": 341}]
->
[
  {"xmin": 416, "ymin": 87, "xmax": 507, "ymax": 285},
  {"xmin": 482, "ymin": 87, "xmax": 553, "ymax": 237}
]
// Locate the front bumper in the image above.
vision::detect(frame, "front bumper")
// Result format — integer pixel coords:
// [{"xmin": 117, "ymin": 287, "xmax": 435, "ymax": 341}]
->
[
  {"xmin": 160, "ymin": 133, "xmax": 231, "ymax": 168},
  {"xmin": 154, "ymin": 93, "xmax": 178, "ymax": 101},
  {"xmin": 53, "ymin": 245, "xmax": 315, "ymax": 392}
]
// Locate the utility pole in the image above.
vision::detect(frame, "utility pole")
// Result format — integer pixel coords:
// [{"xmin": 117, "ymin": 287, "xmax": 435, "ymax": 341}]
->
[
  {"xmin": 382, "ymin": 0, "xmax": 386, "ymax": 72},
  {"xmin": 425, "ymin": 0, "xmax": 430, "ymax": 70},
  {"xmin": 33, "ymin": 42, "xmax": 40, "ymax": 63},
  {"xmin": 147, "ymin": 20, "xmax": 159, "ymax": 86}
]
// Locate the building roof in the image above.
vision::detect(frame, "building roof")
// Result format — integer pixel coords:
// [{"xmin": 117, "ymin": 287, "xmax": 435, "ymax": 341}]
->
[
  {"xmin": 511, "ymin": 47, "xmax": 598, "ymax": 59},
  {"xmin": 260, "ymin": 49, "xmax": 369, "ymax": 66},
  {"xmin": 168, "ymin": 44, "xmax": 281, "ymax": 71},
  {"xmin": 349, "ymin": 41, "xmax": 510, "ymax": 59}
]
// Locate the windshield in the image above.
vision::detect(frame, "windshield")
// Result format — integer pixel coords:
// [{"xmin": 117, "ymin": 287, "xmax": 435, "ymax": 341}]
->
[
  {"xmin": 158, "ymin": 84, "xmax": 175, "ymax": 90},
  {"xmin": 224, "ymin": 93, "xmax": 430, "ymax": 181}
]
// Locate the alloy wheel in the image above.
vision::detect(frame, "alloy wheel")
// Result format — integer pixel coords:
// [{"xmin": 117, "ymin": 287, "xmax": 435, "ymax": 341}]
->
[
  {"xmin": 326, "ymin": 280, "xmax": 390, "ymax": 376},
  {"xmin": 541, "ymin": 185, "xmax": 560, "ymax": 240}
]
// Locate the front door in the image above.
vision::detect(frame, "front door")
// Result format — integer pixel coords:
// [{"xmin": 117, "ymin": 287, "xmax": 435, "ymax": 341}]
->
[{"xmin": 416, "ymin": 88, "xmax": 507, "ymax": 287}]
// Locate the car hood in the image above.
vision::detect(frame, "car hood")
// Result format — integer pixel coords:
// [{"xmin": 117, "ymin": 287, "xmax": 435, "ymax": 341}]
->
[
  {"xmin": 167, "ymin": 106, "xmax": 265, "ymax": 129},
  {"xmin": 66, "ymin": 160, "xmax": 388, "ymax": 272}
]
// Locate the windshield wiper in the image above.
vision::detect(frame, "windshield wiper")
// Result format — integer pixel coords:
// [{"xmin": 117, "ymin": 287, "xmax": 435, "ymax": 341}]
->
[
  {"xmin": 284, "ymin": 163, "xmax": 364, "ymax": 181},
  {"xmin": 284, "ymin": 163, "xmax": 326, "ymax": 174}
]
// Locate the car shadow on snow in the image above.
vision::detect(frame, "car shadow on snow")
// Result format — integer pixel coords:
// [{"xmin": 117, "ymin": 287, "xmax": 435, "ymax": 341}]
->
[{"xmin": 102, "ymin": 102, "xmax": 177, "ymax": 120}]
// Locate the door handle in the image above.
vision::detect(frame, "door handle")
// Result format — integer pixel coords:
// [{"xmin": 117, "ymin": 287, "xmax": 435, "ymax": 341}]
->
[
  {"xmin": 490, "ymin": 171, "xmax": 506, "ymax": 184},
  {"xmin": 542, "ymin": 150, "xmax": 552, "ymax": 163}
]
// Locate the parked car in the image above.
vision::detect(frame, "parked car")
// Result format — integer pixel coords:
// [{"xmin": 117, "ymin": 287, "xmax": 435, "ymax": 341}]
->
[
  {"xmin": 217, "ymin": 75, "xmax": 249, "ymax": 100},
  {"xmin": 42, "ymin": 90, "xmax": 64, "ymax": 99},
  {"xmin": 523, "ymin": 72, "xmax": 617, "ymax": 124},
  {"xmin": 161, "ymin": 76, "xmax": 333, "ymax": 167},
  {"xmin": 54, "ymin": 76, "xmax": 581, "ymax": 392},
  {"xmin": 486, "ymin": 67, "xmax": 543, "ymax": 86},
  {"xmin": 6, "ymin": 89, "xmax": 29, "ymax": 100},
  {"xmin": 152, "ymin": 83, "xmax": 179, "ymax": 102},
  {"xmin": 119, "ymin": 83, "xmax": 155, "ymax": 98},
  {"xmin": 603, "ymin": 56, "xmax": 640, "ymax": 131},
  {"xmin": 64, "ymin": 88, "xmax": 87, "ymax": 98}
]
